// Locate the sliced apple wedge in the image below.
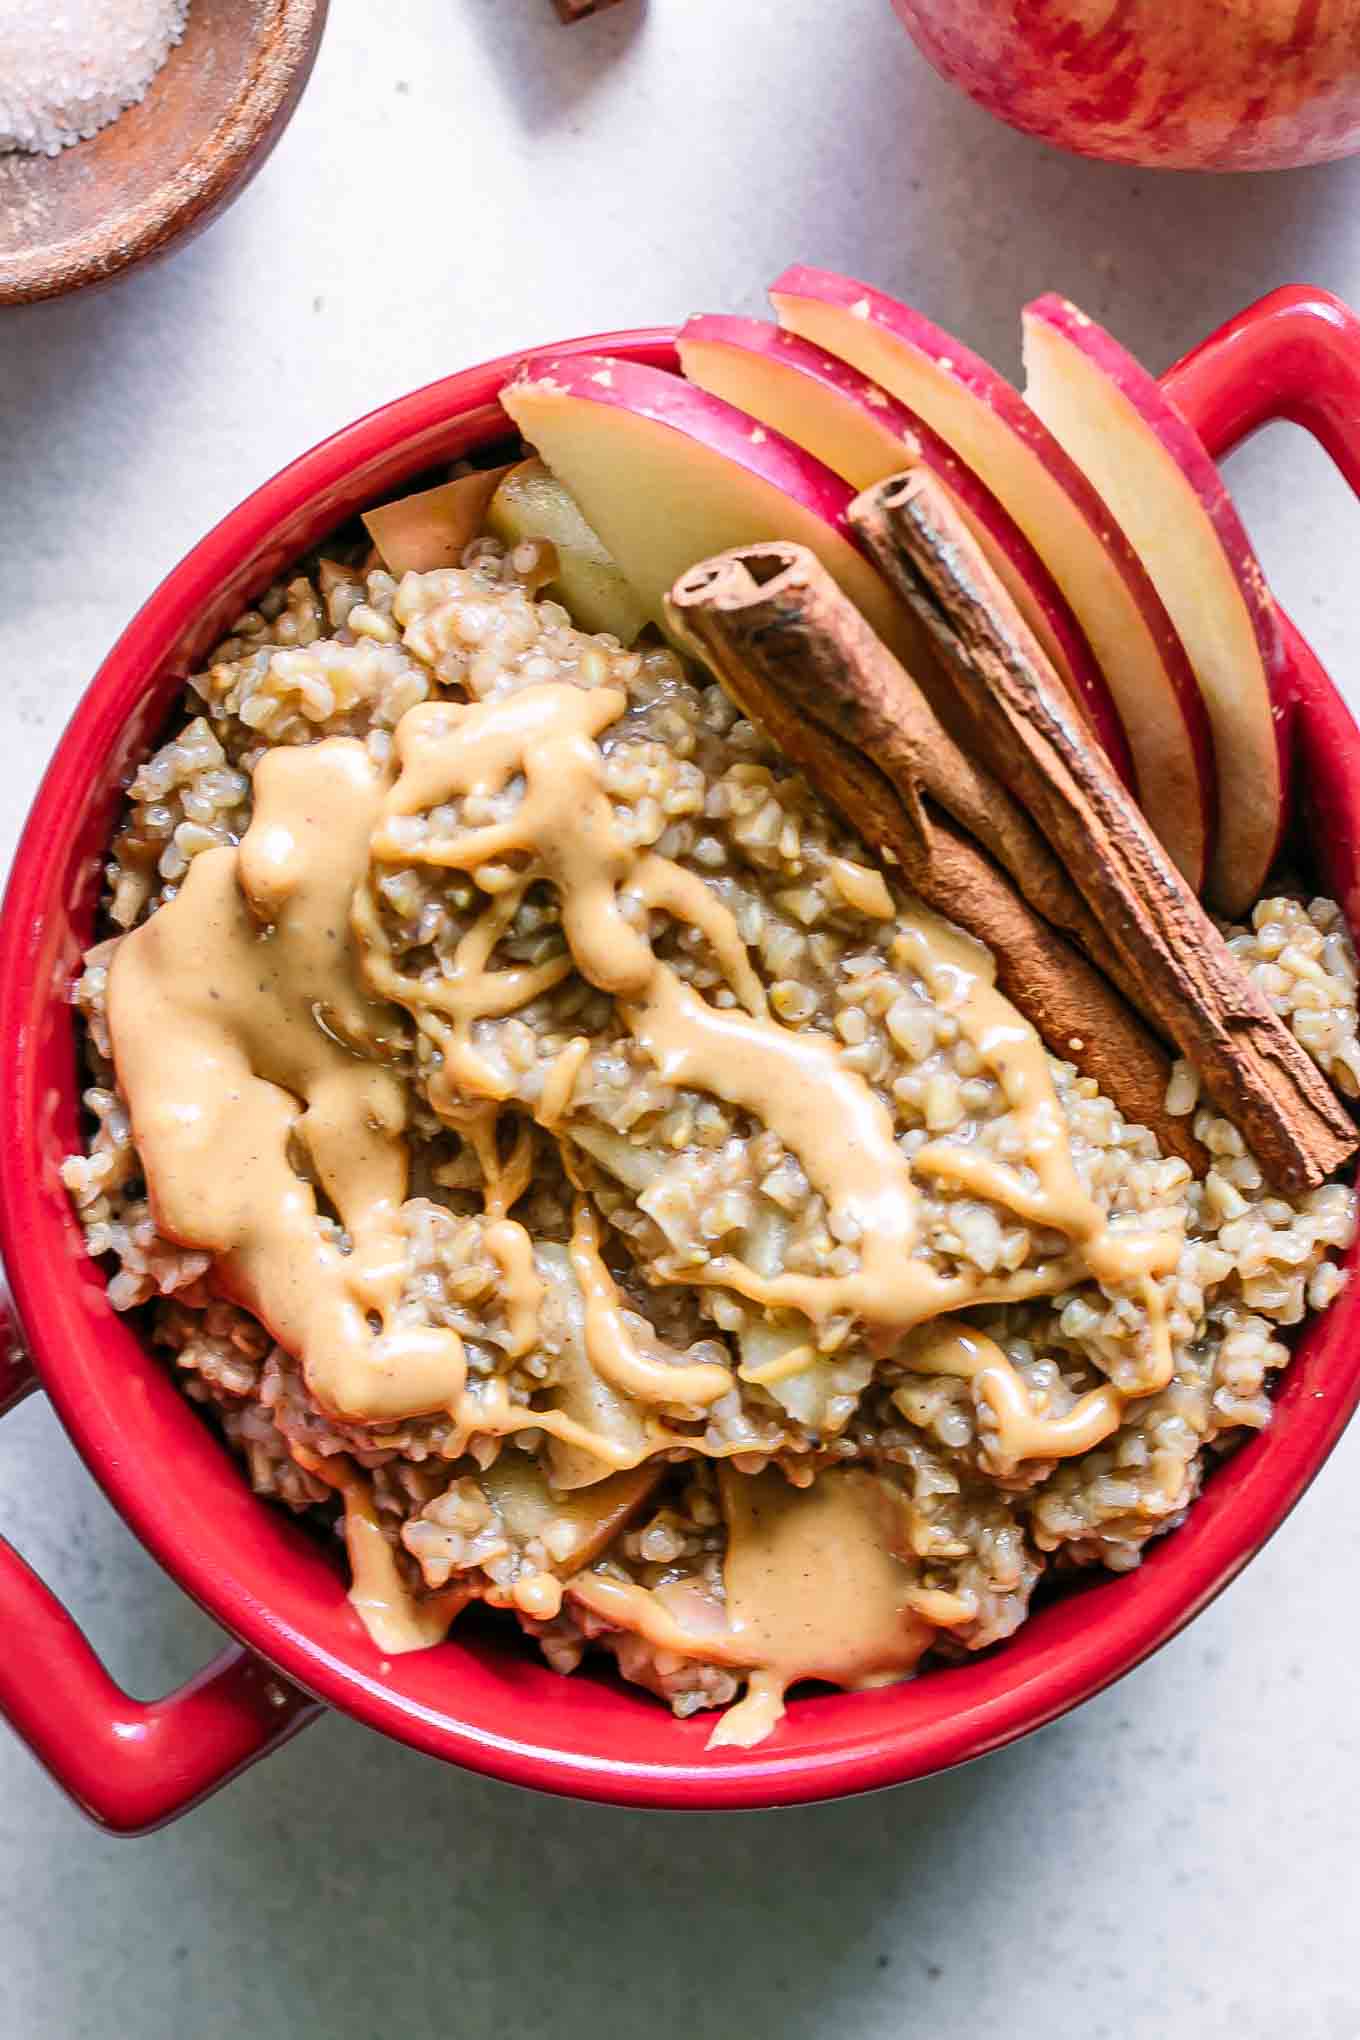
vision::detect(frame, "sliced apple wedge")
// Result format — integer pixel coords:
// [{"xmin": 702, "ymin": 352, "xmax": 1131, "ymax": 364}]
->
[
  {"xmin": 678, "ymin": 313, "xmax": 1133, "ymax": 787},
  {"xmin": 769, "ymin": 265, "xmax": 1215, "ymax": 892},
  {"xmin": 480, "ymin": 1455, "xmax": 662, "ymax": 1574},
  {"xmin": 486, "ymin": 458, "xmax": 651, "ymax": 645},
  {"xmin": 500, "ymin": 354, "xmax": 925, "ymax": 672},
  {"xmin": 363, "ymin": 465, "xmax": 514, "ymax": 575},
  {"xmin": 1022, "ymin": 295, "xmax": 1287, "ymax": 914}
]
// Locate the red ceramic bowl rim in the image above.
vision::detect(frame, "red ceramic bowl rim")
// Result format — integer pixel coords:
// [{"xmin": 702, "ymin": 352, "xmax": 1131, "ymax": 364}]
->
[{"xmin": 3, "ymin": 323, "xmax": 1359, "ymax": 1813}]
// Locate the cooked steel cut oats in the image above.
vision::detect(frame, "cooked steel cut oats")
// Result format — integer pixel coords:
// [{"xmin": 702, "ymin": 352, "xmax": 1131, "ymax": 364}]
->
[{"xmin": 63, "ymin": 510, "xmax": 1359, "ymax": 1746}]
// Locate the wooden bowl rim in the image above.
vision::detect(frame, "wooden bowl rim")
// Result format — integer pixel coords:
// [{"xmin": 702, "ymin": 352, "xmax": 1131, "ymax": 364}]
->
[{"xmin": 0, "ymin": 0, "xmax": 328, "ymax": 307}]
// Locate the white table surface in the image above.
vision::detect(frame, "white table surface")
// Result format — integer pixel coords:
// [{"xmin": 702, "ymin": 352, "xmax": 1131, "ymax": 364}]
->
[{"xmin": 4, "ymin": 3, "xmax": 1360, "ymax": 2033}]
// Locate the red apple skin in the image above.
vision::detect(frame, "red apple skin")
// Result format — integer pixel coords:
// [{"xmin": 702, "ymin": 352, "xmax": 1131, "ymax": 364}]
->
[
  {"xmin": 678, "ymin": 314, "xmax": 1135, "ymax": 790},
  {"xmin": 771, "ymin": 265, "xmax": 1216, "ymax": 892},
  {"xmin": 890, "ymin": 0, "xmax": 1360, "ymax": 172},
  {"xmin": 502, "ymin": 352, "xmax": 922, "ymax": 668},
  {"xmin": 509, "ymin": 351, "xmax": 857, "ymax": 539},
  {"xmin": 1024, "ymin": 294, "xmax": 1290, "ymax": 910}
]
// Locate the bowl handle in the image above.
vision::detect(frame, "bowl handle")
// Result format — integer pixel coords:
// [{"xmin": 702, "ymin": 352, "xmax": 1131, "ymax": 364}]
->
[
  {"xmin": 1162, "ymin": 286, "xmax": 1360, "ymax": 915},
  {"xmin": 1163, "ymin": 284, "xmax": 1360, "ymax": 480},
  {"xmin": 0, "ymin": 1292, "xmax": 322, "ymax": 1833}
]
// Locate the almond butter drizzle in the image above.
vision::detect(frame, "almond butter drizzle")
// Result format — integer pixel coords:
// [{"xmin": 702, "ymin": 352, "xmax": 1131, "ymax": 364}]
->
[
  {"xmin": 292, "ymin": 1445, "xmax": 468, "ymax": 1654},
  {"xmin": 568, "ymin": 1466, "xmax": 935, "ymax": 1747},
  {"xmin": 718, "ymin": 1465, "xmax": 940, "ymax": 1745},
  {"xmin": 485, "ymin": 1218, "xmax": 544, "ymax": 1359},
  {"xmin": 538, "ymin": 1035, "xmax": 591, "ymax": 1127},
  {"xmin": 107, "ymin": 741, "xmax": 469, "ymax": 1424},
  {"xmin": 106, "ymin": 668, "xmax": 1185, "ymax": 1709},
  {"xmin": 566, "ymin": 1571, "xmax": 750, "ymax": 1662},
  {"xmin": 358, "ymin": 680, "xmax": 1178, "ymax": 1347},
  {"xmin": 568, "ymin": 1197, "xmax": 734, "ymax": 1408},
  {"xmin": 897, "ymin": 1323, "xmax": 1126, "ymax": 1465}
]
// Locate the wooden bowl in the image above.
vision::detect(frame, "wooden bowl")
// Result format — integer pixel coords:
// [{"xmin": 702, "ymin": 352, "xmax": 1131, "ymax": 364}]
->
[{"xmin": 0, "ymin": 0, "xmax": 328, "ymax": 306}]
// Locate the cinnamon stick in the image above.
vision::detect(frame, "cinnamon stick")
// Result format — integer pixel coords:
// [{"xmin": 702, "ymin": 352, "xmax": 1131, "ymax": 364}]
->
[
  {"xmin": 674, "ymin": 544, "xmax": 1133, "ymax": 986},
  {"xmin": 667, "ymin": 546, "xmax": 1207, "ymax": 1173},
  {"xmin": 851, "ymin": 470, "xmax": 1357, "ymax": 1194}
]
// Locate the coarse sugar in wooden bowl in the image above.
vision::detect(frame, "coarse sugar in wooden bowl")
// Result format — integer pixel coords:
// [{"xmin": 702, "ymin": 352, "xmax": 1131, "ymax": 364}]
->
[{"xmin": 0, "ymin": 0, "xmax": 328, "ymax": 308}]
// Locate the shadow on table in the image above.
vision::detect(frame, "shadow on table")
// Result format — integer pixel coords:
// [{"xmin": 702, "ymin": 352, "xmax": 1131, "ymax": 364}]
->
[
  {"xmin": 0, "ymin": 1386, "xmax": 1127, "ymax": 2039},
  {"xmin": 462, "ymin": 0, "xmax": 648, "ymax": 136},
  {"xmin": 789, "ymin": 26, "xmax": 1360, "ymax": 378},
  {"xmin": 133, "ymin": 1694, "xmax": 1079, "ymax": 2039},
  {"xmin": 0, "ymin": 207, "xmax": 270, "ymax": 594},
  {"xmin": 649, "ymin": 0, "xmax": 1360, "ymax": 381}
]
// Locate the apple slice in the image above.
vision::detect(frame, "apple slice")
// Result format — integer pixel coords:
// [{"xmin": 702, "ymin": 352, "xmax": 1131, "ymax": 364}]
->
[
  {"xmin": 678, "ymin": 313, "xmax": 1133, "ymax": 788},
  {"xmin": 769, "ymin": 265, "xmax": 1215, "ymax": 892},
  {"xmin": 1022, "ymin": 295, "xmax": 1287, "ymax": 914},
  {"xmin": 486, "ymin": 459, "xmax": 652, "ymax": 645},
  {"xmin": 363, "ymin": 466, "xmax": 514, "ymax": 575},
  {"xmin": 479, "ymin": 1455, "xmax": 662, "ymax": 1574},
  {"xmin": 500, "ymin": 353, "xmax": 925, "ymax": 672}
]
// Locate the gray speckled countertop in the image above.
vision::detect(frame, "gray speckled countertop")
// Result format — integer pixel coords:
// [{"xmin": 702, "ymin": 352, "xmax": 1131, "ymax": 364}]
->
[{"xmin": 3, "ymin": 4, "xmax": 1360, "ymax": 2033}]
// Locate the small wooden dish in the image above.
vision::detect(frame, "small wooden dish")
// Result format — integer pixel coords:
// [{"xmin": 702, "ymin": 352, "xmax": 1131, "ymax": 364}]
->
[{"xmin": 0, "ymin": 0, "xmax": 328, "ymax": 306}]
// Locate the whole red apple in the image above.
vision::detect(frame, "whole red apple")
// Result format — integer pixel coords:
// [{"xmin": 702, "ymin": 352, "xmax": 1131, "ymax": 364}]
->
[{"xmin": 890, "ymin": 0, "xmax": 1360, "ymax": 170}]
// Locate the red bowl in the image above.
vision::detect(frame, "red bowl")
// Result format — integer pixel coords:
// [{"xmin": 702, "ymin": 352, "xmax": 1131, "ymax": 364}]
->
[{"xmin": 4, "ymin": 293, "xmax": 1360, "ymax": 1833}]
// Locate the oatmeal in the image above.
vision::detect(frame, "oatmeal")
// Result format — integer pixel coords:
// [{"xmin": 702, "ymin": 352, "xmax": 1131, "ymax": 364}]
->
[{"xmin": 62, "ymin": 494, "xmax": 1359, "ymax": 1747}]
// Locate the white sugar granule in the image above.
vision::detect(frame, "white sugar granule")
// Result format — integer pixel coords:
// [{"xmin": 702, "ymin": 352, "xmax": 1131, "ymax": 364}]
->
[{"xmin": 1, "ymin": 0, "xmax": 190, "ymax": 157}]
